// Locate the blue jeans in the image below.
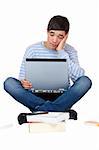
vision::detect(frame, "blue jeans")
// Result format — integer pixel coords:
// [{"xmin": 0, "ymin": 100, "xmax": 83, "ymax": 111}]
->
[{"xmin": 4, "ymin": 76, "xmax": 92, "ymax": 112}]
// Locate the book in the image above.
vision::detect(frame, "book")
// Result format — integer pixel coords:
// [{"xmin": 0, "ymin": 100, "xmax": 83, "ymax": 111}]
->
[
  {"xmin": 28, "ymin": 122, "xmax": 66, "ymax": 133},
  {"xmin": 26, "ymin": 112, "xmax": 69, "ymax": 133},
  {"xmin": 27, "ymin": 112, "xmax": 69, "ymax": 124}
]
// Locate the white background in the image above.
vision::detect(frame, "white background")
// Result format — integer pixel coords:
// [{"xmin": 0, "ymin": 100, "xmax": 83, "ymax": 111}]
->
[{"xmin": 0, "ymin": 0, "xmax": 98, "ymax": 150}]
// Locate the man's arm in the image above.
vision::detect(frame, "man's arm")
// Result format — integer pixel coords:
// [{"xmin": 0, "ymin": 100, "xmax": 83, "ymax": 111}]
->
[
  {"xmin": 19, "ymin": 46, "xmax": 32, "ymax": 81},
  {"xmin": 56, "ymin": 38, "xmax": 85, "ymax": 82}
]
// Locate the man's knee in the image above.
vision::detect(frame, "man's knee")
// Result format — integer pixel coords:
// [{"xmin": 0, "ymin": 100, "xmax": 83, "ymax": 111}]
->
[
  {"xmin": 4, "ymin": 77, "xmax": 11, "ymax": 88},
  {"xmin": 74, "ymin": 76, "xmax": 92, "ymax": 94},
  {"xmin": 4, "ymin": 77, "xmax": 15, "ymax": 91},
  {"xmin": 80, "ymin": 76, "xmax": 92, "ymax": 90}
]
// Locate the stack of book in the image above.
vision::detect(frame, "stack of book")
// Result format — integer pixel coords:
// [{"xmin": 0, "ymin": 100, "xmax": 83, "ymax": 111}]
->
[{"xmin": 25, "ymin": 112, "xmax": 69, "ymax": 133}]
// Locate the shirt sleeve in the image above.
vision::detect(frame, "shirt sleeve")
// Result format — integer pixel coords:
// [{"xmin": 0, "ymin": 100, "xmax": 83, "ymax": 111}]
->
[
  {"xmin": 18, "ymin": 47, "xmax": 32, "ymax": 80},
  {"xmin": 57, "ymin": 45, "xmax": 85, "ymax": 82}
]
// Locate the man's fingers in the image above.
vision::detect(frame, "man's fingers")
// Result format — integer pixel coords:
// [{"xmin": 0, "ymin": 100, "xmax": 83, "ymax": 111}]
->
[
  {"xmin": 24, "ymin": 85, "xmax": 32, "ymax": 89},
  {"xmin": 56, "ymin": 34, "xmax": 68, "ymax": 50},
  {"xmin": 21, "ymin": 79, "xmax": 32, "ymax": 89}
]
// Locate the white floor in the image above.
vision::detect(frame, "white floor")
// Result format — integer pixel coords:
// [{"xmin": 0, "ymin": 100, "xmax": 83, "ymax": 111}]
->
[{"xmin": 0, "ymin": 88, "xmax": 99, "ymax": 150}]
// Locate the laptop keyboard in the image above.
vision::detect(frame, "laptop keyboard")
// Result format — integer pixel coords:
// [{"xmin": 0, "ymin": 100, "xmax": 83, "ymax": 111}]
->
[{"xmin": 32, "ymin": 89, "xmax": 65, "ymax": 94}]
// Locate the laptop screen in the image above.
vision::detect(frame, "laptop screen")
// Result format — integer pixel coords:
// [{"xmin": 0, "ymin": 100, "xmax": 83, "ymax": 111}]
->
[{"xmin": 25, "ymin": 58, "xmax": 69, "ymax": 90}]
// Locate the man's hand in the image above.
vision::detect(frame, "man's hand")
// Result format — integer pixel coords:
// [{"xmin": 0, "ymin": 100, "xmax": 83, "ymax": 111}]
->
[
  {"xmin": 21, "ymin": 79, "xmax": 32, "ymax": 89},
  {"xmin": 56, "ymin": 34, "xmax": 68, "ymax": 50}
]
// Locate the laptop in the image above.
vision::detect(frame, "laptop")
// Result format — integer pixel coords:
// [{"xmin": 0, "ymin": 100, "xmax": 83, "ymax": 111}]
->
[{"xmin": 25, "ymin": 58, "xmax": 69, "ymax": 94}]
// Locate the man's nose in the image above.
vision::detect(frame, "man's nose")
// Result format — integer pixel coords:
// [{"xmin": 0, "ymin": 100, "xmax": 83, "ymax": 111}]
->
[{"xmin": 53, "ymin": 36, "xmax": 58, "ymax": 43}]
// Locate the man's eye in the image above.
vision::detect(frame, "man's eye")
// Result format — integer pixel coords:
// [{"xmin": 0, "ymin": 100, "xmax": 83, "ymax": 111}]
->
[
  {"xmin": 59, "ymin": 37, "xmax": 63, "ymax": 39},
  {"xmin": 58, "ymin": 36, "xmax": 64, "ymax": 39},
  {"xmin": 50, "ymin": 33, "xmax": 54, "ymax": 36}
]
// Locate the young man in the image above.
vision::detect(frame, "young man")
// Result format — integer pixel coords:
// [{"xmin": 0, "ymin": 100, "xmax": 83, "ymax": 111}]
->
[{"xmin": 4, "ymin": 15, "xmax": 92, "ymax": 112}]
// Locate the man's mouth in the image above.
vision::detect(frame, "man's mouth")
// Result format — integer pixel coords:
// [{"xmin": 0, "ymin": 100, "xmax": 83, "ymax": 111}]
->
[{"xmin": 50, "ymin": 43, "xmax": 57, "ymax": 47}]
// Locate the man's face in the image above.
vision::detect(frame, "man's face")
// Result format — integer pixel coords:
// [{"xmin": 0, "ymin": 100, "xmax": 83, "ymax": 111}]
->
[{"xmin": 46, "ymin": 30, "xmax": 66, "ymax": 50}]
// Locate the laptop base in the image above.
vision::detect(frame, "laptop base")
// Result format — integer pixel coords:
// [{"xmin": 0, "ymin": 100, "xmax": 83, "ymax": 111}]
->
[{"xmin": 33, "ymin": 92, "xmax": 63, "ymax": 101}]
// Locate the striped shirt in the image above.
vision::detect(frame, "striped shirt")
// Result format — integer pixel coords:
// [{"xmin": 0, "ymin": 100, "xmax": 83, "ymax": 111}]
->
[{"xmin": 19, "ymin": 41, "xmax": 85, "ymax": 83}]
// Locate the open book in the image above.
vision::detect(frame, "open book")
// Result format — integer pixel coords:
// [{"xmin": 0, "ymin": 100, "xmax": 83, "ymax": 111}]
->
[{"xmin": 27, "ymin": 112, "xmax": 69, "ymax": 124}]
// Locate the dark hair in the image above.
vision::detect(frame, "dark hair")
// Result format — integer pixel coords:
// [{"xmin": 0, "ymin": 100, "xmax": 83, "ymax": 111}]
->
[{"xmin": 47, "ymin": 15, "xmax": 70, "ymax": 34}]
